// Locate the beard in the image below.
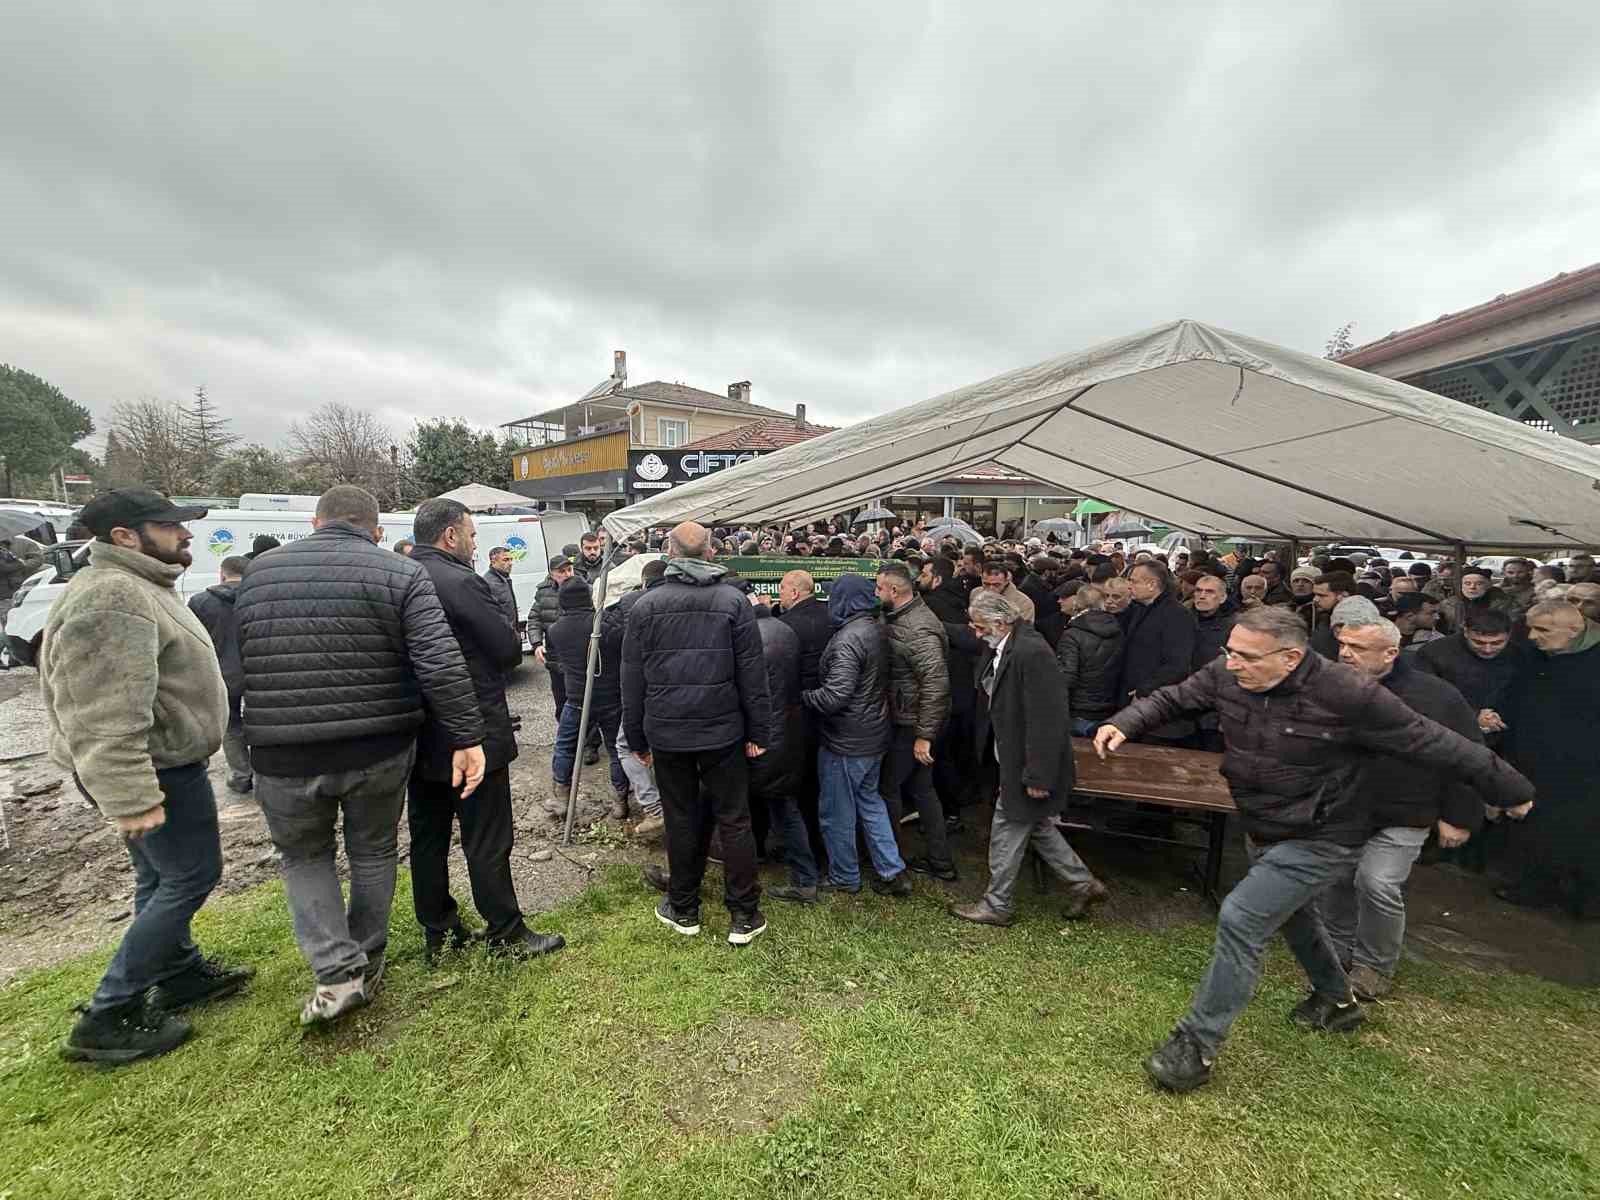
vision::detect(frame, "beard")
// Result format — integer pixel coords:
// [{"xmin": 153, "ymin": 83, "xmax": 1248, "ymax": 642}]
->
[{"xmin": 138, "ymin": 529, "xmax": 192, "ymax": 567}]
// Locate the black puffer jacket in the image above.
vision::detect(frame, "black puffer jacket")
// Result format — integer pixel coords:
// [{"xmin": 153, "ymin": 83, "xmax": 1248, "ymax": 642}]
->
[
  {"xmin": 882, "ymin": 594, "xmax": 950, "ymax": 740},
  {"xmin": 621, "ymin": 559, "xmax": 771, "ymax": 753},
  {"xmin": 803, "ymin": 575, "xmax": 890, "ymax": 757},
  {"xmin": 410, "ymin": 545, "xmax": 524, "ymax": 779},
  {"xmin": 235, "ymin": 521, "xmax": 483, "ymax": 776},
  {"xmin": 188, "ymin": 582, "xmax": 244, "ymax": 703},
  {"xmin": 525, "ymin": 574, "xmax": 564, "ymax": 647},
  {"xmin": 777, "ymin": 595, "xmax": 833, "ymax": 692},
  {"xmin": 1107, "ymin": 651, "xmax": 1534, "ymax": 844},
  {"xmin": 547, "ymin": 576, "xmax": 623, "ymax": 711},
  {"xmin": 1119, "ymin": 591, "xmax": 1197, "ymax": 739},
  {"xmin": 1055, "ymin": 609, "xmax": 1123, "ymax": 722}
]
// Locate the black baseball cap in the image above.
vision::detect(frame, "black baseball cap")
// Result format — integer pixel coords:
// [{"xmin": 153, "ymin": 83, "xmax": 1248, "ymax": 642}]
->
[
  {"xmin": 77, "ymin": 488, "xmax": 207, "ymax": 537},
  {"xmin": 548, "ymin": 555, "xmax": 572, "ymax": 571}
]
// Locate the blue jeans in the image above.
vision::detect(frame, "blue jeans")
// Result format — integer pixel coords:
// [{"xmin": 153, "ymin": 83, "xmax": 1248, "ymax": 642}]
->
[
  {"xmin": 1178, "ymin": 837, "xmax": 1358, "ymax": 1059},
  {"xmin": 86, "ymin": 762, "xmax": 223, "ymax": 1013},
  {"xmin": 771, "ymin": 791, "xmax": 820, "ymax": 887},
  {"xmin": 1070, "ymin": 718, "xmax": 1102, "ymax": 738},
  {"xmin": 552, "ymin": 702, "xmax": 626, "ymax": 794},
  {"xmin": 1319, "ymin": 825, "xmax": 1429, "ymax": 980},
  {"xmin": 817, "ymin": 749, "xmax": 905, "ymax": 888}
]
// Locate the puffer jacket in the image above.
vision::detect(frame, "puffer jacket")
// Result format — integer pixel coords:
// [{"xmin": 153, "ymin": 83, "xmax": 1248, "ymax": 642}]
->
[
  {"xmin": 802, "ymin": 574, "xmax": 890, "ymax": 757},
  {"xmin": 525, "ymin": 574, "xmax": 564, "ymax": 647},
  {"xmin": 235, "ymin": 520, "xmax": 483, "ymax": 776},
  {"xmin": 1106, "ymin": 651, "xmax": 1534, "ymax": 844},
  {"xmin": 882, "ymin": 593, "xmax": 951, "ymax": 740},
  {"xmin": 620, "ymin": 558, "xmax": 771, "ymax": 753},
  {"xmin": 188, "ymin": 581, "xmax": 244, "ymax": 703},
  {"xmin": 753, "ymin": 607, "xmax": 800, "ymax": 753},
  {"xmin": 1055, "ymin": 608, "xmax": 1123, "ymax": 722}
]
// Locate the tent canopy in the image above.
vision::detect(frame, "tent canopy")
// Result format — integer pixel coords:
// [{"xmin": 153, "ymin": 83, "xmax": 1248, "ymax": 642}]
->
[
  {"xmin": 603, "ymin": 320, "xmax": 1600, "ymax": 551},
  {"xmin": 434, "ymin": 482, "xmax": 532, "ymax": 510}
]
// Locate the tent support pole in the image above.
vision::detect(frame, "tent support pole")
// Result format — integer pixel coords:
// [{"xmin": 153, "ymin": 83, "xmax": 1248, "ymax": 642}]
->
[
  {"xmin": 1454, "ymin": 542, "xmax": 1468, "ymax": 600},
  {"xmin": 563, "ymin": 556, "xmax": 614, "ymax": 847}
]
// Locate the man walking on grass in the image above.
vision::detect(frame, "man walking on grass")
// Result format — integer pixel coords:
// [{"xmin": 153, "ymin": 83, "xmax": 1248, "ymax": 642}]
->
[
  {"xmin": 43, "ymin": 488, "xmax": 252, "ymax": 1064},
  {"xmin": 237, "ymin": 486, "xmax": 488, "ymax": 1025}
]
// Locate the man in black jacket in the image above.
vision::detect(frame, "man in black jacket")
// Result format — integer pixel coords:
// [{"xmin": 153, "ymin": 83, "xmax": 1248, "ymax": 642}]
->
[
  {"xmin": 236, "ymin": 486, "xmax": 487, "ymax": 1025},
  {"xmin": 529, "ymin": 555, "xmax": 572, "ymax": 712},
  {"xmin": 188, "ymin": 555, "xmax": 251, "ymax": 794},
  {"xmin": 1119, "ymin": 562, "xmax": 1197, "ymax": 744},
  {"xmin": 1056, "ymin": 584, "xmax": 1123, "ymax": 735},
  {"xmin": 1322, "ymin": 617, "xmax": 1486, "ymax": 1000},
  {"xmin": 1189, "ymin": 574, "xmax": 1236, "ymax": 751},
  {"xmin": 747, "ymin": 593, "xmax": 822, "ymax": 903},
  {"xmin": 481, "ymin": 545, "xmax": 519, "ymax": 632},
  {"xmin": 547, "ymin": 575, "xmax": 629, "ymax": 809},
  {"xmin": 1095, "ymin": 606, "xmax": 1535, "ymax": 1094},
  {"xmin": 1415, "ymin": 608, "xmax": 1517, "ymax": 739},
  {"xmin": 622, "ymin": 522, "xmax": 772, "ymax": 946},
  {"xmin": 573, "ymin": 531, "xmax": 606, "ymax": 584},
  {"xmin": 777, "ymin": 569, "xmax": 833, "ymax": 862},
  {"xmin": 407, "ymin": 500, "xmax": 564, "ymax": 962},
  {"xmin": 952, "ymin": 589, "xmax": 1105, "ymax": 927},
  {"xmin": 919, "ymin": 557, "xmax": 976, "ymax": 826}
]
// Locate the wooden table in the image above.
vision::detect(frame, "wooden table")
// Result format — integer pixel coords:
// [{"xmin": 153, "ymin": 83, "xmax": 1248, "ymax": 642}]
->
[{"xmin": 1061, "ymin": 738, "xmax": 1236, "ymax": 903}]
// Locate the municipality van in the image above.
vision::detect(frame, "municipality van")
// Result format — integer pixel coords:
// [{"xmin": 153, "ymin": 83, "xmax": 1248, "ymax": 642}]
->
[{"xmin": 2, "ymin": 507, "xmax": 589, "ymax": 667}]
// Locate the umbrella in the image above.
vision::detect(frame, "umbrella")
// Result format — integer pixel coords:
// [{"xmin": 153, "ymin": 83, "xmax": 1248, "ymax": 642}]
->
[
  {"xmin": 852, "ymin": 506, "xmax": 895, "ymax": 526},
  {"xmin": 1031, "ymin": 517, "xmax": 1078, "ymax": 537},
  {"xmin": 1100, "ymin": 518, "xmax": 1156, "ymax": 540},
  {"xmin": 923, "ymin": 518, "xmax": 982, "ymax": 545},
  {"xmin": 1074, "ymin": 499, "xmax": 1119, "ymax": 516}
]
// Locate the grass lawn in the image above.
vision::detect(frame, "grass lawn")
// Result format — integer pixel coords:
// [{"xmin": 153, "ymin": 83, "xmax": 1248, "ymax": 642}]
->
[{"xmin": 2, "ymin": 868, "xmax": 1597, "ymax": 1200}]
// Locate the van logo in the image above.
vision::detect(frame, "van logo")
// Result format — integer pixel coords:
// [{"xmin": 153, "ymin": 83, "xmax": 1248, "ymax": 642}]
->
[
  {"xmin": 208, "ymin": 529, "xmax": 235, "ymax": 556},
  {"xmin": 505, "ymin": 535, "xmax": 528, "ymax": 561}
]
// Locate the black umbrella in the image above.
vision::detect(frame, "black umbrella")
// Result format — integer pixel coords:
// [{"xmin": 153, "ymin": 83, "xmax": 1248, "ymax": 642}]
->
[
  {"xmin": 1100, "ymin": 519, "xmax": 1156, "ymax": 540},
  {"xmin": 852, "ymin": 506, "xmax": 895, "ymax": 526},
  {"xmin": 0, "ymin": 508, "xmax": 50, "ymax": 540}
]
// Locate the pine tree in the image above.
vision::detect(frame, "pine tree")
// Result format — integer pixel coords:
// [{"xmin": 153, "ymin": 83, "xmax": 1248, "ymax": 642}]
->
[{"xmin": 184, "ymin": 386, "xmax": 237, "ymax": 491}]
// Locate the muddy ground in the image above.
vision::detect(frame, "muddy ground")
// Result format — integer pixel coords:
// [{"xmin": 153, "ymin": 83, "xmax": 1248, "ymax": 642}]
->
[{"xmin": 1, "ymin": 662, "xmax": 1596, "ymax": 990}]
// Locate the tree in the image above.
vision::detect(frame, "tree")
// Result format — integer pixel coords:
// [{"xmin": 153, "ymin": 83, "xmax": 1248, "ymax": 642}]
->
[
  {"xmin": 107, "ymin": 398, "xmax": 196, "ymax": 493},
  {"xmin": 288, "ymin": 402, "xmax": 393, "ymax": 493},
  {"xmin": 408, "ymin": 418, "xmax": 510, "ymax": 499},
  {"xmin": 184, "ymin": 386, "xmax": 237, "ymax": 488},
  {"xmin": 1325, "ymin": 321, "xmax": 1357, "ymax": 360},
  {"xmin": 211, "ymin": 444, "xmax": 295, "ymax": 496},
  {"xmin": 0, "ymin": 365, "xmax": 95, "ymax": 495}
]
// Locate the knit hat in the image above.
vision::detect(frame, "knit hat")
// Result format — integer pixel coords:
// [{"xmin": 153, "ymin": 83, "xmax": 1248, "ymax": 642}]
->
[
  {"xmin": 1330, "ymin": 595, "xmax": 1381, "ymax": 627},
  {"xmin": 1290, "ymin": 566, "xmax": 1319, "ymax": 583},
  {"xmin": 1461, "ymin": 565, "xmax": 1494, "ymax": 581},
  {"xmin": 557, "ymin": 575, "xmax": 593, "ymax": 612}
]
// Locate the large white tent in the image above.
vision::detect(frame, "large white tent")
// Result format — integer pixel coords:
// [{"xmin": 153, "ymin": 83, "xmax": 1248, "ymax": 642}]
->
[{"xmin": 603, "ymin": 320, "xmax": 1600, "ymax": 551}]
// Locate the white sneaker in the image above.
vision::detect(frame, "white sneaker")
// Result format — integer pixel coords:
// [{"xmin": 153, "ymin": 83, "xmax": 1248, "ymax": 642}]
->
[{"xmin": 299, "ymin": 976, "xmax": 367, "ymax": 1026}]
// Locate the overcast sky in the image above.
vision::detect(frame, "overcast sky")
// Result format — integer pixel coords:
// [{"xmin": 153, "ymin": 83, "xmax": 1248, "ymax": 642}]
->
[{"xmin": 4, "ymin": 2, "xmax": 1598, "ymax": 453}]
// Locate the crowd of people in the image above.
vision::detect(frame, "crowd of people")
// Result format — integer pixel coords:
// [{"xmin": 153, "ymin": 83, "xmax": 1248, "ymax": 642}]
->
[{"xmin": 33, "ymin": 486, "xmax": 1598, "ymax": 1097}]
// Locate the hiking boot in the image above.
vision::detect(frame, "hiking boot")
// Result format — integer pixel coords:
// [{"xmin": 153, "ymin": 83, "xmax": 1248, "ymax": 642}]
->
[
  {"xmin": 544, "ymin": 787, "xmax": 568, "ymax": 817},
  {"xmin": 1143, "ymin": 1028, "xmax": 1213, "ymax": 1093},
  {"xmin": 641, "ymin": 864, "xmax": 672, "ymax": 893},
  {"xmin": 1060, "ymin": 878, "xmax": 1110, "ymax": 921},
  {"xmin": 299, "ymin": 975, "xmax": 367, "ymax": 1026},
  {"xmin": 488, "ymin": 928, "xmax": 566, "ymax": 958},
  {"xmin": 817, "ymin": 879, "xmax": 861, "ymax": 896},
  {"xmin": 906, "ymin": 856, "xmax": 959, "ymax": 882},
  {"xmin": 610, "ymin": 791, "xmax": 631, "ymax": 821},
  {"xmin": 148, "ymin": 956, "xmax": 256, "ymax": 1012},
  {"xmin": 1289, "ymin": 991, "xmax": 1366, "ymax": 1034},
  {"xmin": 767, "ymin": 884, "xmax": 819, "ymax": 905},
  {"xmin": 424, "ymin": 923, "xmax": 483, "ymax": 966},
  {"xmin": 870, "ymin": 871, "xmax": 914, "ymax": 897},
  {"xmin": 634, "ymin": 812, "xmax": 666, "ymax": 840},
  {"xmin": 61, "ymin": 1001, "xmax": 193, "ymax": 1065},
  {"xmin": 655, "ymin": 897, "xmax": 701, "ymax": 937},
  {"xmin": 1346, "ymin": 964, "xmax": 1391, "ymax": 1003},
  {"xmin": 950, "ymin": 899, "xmax": 1014, "ymax": 927},
  {"xmin": 728, "ymin": 910, "xmax": 768, "ymax": 946}
]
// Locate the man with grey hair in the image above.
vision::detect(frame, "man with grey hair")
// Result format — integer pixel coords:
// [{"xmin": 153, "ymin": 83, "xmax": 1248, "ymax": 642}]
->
[
  {"xmin": 1326, "ymin": 616, "xmax": 1492, "ymax": 1000},
  {"xmin": 1095, "ymin": 604, "xmax": 1536, "ymax": 1093},
  {"xmin": 951, "ymin": 589, "xmax": 1106, "ymax": 926}
]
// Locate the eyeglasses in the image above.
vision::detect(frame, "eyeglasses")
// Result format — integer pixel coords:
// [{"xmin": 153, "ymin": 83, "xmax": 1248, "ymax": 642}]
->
[{"xmin": 1220, "ymin": 645, "xmax": 1296, "ymax": 664}]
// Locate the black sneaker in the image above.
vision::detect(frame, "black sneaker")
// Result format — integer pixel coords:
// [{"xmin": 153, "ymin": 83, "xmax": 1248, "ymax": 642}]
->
[
  {"xmin": 1289, "ymin": 992, "xmax": 1367, "ymax": 1034},
  {"xmin": 424, "ymin": 923, "xmax": 483, "ymax": 966},
  {"xmin": 487, "ymin": 928, "xmax": 566, "ymax": 958},
  {"xmin": 583, "ymin": 744, "xmax": 601, "ymax": 766},
  {"xmin": 870, "ymin": 871, "xmax": 914, "ymax": 897},
  {"xmin": 655, "ymin": 897, "xmax": 701, "ymax": 936},
  {"xmin": 817, "ymin": 879, "xmax": 861, "ymax": 896},
  {"xmin": 905, "ymin": 856, "xmax": 959, "ymax": 882},
  {"xmin": 1143, "ymin": 1028, "xmax": 1212, "ymax": 1093},
  {"xmin": 767, "ymin": 884, "xmax": 819, "ymax": 905},
  {"xmin": 728, "ymin": 910, "xmax": 768, "ymax": 946},
  {"xmin": 148, "ymin": 956, "xmax": 256, "ymax": 1012},
  {"xmin": 61, "ymin": 1001, "xmax": 193, "ymax": 1065}
]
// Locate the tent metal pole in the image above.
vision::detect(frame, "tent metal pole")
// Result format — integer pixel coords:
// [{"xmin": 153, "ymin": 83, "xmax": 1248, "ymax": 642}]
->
[
  {"xmin": 1454, "ymin": 542, "xmax": 1468, "ymax": 599},
  {"xmin": 563, "ymin": 555, "xmax": 615, "ymax": 847}
]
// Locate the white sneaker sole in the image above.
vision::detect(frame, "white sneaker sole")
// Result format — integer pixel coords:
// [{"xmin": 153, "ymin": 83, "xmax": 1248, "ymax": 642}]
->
[
  {"xmin": 299, "ymin": 986, "xmax": 368, "ymax": 1026},
  {"xmin": 727, "ymin": 922, "xmax": 767, "ymax": 946},
  {"xmin": 654, "ymin": 907, "xmax": 700, "ymax": 936}
]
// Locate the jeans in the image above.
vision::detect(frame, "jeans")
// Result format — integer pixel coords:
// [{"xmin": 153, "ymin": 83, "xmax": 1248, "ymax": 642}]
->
[
  {"xmin": 1178, "ymin": 837, "xmax": 1359, "ymax": 1059},
  {"xmin": 257, "ymin": 744, "xmax": 414, "ymax": 984},
  {"xmin": 408, "ymin": 764, "xmax": 525, "ymax": 941},
  {"xmin": 548, "ymin": 664, "xmax": 599, "ymax": 748},
  {"xmin": 1070, "ymin": 718, "xmax": 1102, "ymax": 738},
  {"xmin": 222, "ymin": 707, "xmax": 252, "ymax": 790},
  {"xmin": 613, "ymin": 724, "xmax": 662, "ymax": 816},
  {"xmin": 552, "ymin": 702, "xmax": 627, "ymax": 794},
  {"xmin": 86, "ymin": 762, "xmax": 223, "ymax": 1014},
  {"xmin": 880, "ymin": 727, "xmax": 953, "ymax": 872},
  {"xmin": 983, "ymin": 809, "xmax": 1095, "ymax": 914},
  {"xmin": 1319, "ymin": 824, "xmax": 1429, "ymax": 980},
  {"xmin": 654, "ymin": 741, "xmax": 761, "ymax": 917},
  {"xmin": 818, "ymin": 748, "xmax": 905, "ymax": 888}
]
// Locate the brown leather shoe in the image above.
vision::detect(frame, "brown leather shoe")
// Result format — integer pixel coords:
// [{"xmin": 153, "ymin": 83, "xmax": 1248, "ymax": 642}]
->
[
  {"xmin": 1060, "ymin": 878, "xmax": 1109, "ymax": 920},
  {"xmin": 1347, "ymin": 963, "xmax": 1391, "ymax": 1002},
  {"xmin": 950, "ymin": 900, "xmax": 1015, "ymax": 927}
]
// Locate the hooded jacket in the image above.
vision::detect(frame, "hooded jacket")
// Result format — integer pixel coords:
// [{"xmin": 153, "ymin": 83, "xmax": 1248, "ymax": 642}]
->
[
  {"xmin": 1055, "ymin": 608, "xmax": 1124, "ymax": 721},
  {"xmin": 188, "ymin": 580, "xmax": 244, "ymax": 703},
  {"xmin": 547, "ymin": 574, "xmax": 623, "ymax": 710},
  {"xmin": 802, "ymin": 573, "xmax": 890, "ymax": 757},
  {"xmin": 620, "ymin": 557, "xmax": 771, "ymax": 753},
  {"xmin": 882, "ymin": 592, "xmax": 951, "ymax": 740}
]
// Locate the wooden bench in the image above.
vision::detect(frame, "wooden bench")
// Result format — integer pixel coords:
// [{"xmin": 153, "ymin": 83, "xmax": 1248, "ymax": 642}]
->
[{"xmin": 1051, "ymin": 738, "xmax": 1236, "ymax": 903}]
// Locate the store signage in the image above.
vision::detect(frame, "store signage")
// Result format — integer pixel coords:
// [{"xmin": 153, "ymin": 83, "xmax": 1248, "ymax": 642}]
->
[
  {"xmin": 626, "ymin": 449, "xmax": 766, "ymax": 497},
  {"xmin": 511, "ymin": 431, "xmax": 629, "ymax": 483}
]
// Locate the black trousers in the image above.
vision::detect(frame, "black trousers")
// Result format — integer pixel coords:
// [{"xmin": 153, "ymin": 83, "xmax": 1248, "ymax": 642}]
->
[
  {"xmin": 933, "ymin": 708, "xmax": 978, "ymax": 816},
  {"xmin": 655, "ymin": 742, "xmax": 760, "ymax": 918},
  {"xmin": 795, "ymin": 712, "xmax": 827, "ymax": 867},
  {"xmin": 880, "ymin": 726, "xmax": 953, "ymax": 872},
  {"xmin": 407, "ymin": 764, "xmax": 525, "ymax": 941}
]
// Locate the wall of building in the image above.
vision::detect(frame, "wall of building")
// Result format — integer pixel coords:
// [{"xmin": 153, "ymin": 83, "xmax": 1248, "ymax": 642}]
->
[{"xmin": 629, "ymin": 403, "xmax": 766, "ymax": 448}]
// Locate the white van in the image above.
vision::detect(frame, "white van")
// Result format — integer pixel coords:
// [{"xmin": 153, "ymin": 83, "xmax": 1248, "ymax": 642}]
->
[{"xmin": 2, "ymin": 507, "xmax": 589, "ymax": 666}]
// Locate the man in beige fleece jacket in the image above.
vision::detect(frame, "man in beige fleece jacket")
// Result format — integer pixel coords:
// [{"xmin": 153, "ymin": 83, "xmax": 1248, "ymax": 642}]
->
[{"xmin": 41, "ymin": 488, "xmax": 253, "ymax": 1065}]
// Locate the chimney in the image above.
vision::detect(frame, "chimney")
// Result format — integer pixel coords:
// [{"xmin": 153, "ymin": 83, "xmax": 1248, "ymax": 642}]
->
[
  {"xmin": 795, "ymin": 403, "xmax": 806, "ymax": 429},
  {"xmin": 612, "ymin": 350, "xmax": 627, "ymax": 388},
  {"xmin": 728, "ymin": 380, "xmax": 752, "ymax": 404}
]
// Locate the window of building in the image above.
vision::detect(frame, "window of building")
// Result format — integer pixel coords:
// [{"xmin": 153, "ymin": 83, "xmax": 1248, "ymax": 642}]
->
[{"xmin": 657, "ymin": 417, "xmax": 689, "ymax": 447}]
